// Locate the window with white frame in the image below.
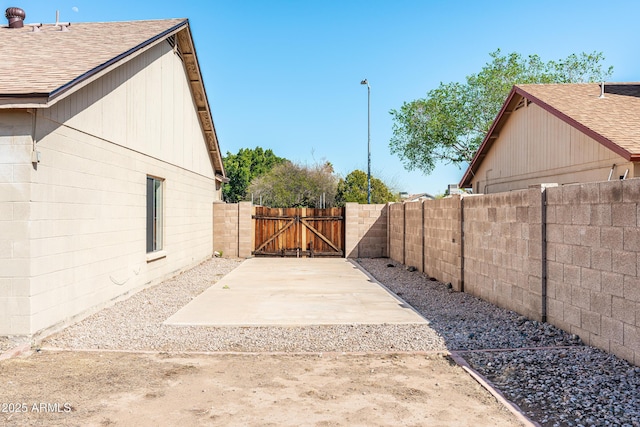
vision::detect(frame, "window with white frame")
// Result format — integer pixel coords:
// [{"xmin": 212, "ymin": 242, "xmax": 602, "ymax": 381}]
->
[{"xmin": 146, "ymin": 176, "xmax": 163, "ymax": 253}]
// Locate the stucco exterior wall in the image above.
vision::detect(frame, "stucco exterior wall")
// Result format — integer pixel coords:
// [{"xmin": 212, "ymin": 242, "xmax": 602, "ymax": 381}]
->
[
  {"xmin": 473, "ymin": 102, "xmax": 633, "ymax": 194},
  {"xmin": 0, "ymin": 39, "xmax": 220, "ymax": 336}
]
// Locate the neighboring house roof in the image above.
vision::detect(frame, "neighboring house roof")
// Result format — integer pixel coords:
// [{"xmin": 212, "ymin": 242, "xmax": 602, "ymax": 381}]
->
[
  {"xmin": 460, "ymin": 82, "xmax": 640, "ymax": 188},
  {"xmin": 0, "ymin": 18, "xmax": 225, "ymax": 177},
  {"xmin": 402, "ymin": 193, "xmax": 435, "ymax": 201}
]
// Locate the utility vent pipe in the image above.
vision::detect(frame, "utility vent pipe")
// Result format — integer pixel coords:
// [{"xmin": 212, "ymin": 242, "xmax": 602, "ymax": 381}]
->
[
  {"xmin": 5, "ymin": 7, "xmax": 25, "ymax": 28},
  {"xmin": 55, "ymin": 10, "xmax": 70, "ymax": 31},
  {"xmin": 599, "ymin": 81, "xmax": 606, "ymax": 98}
]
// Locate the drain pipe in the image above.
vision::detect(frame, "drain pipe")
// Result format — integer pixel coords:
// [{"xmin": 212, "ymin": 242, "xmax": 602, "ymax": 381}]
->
[
  {"xmin": 608, "ymin": 164, "xmax": 616, "ymax": 181},
  {"xmin": 29, "ymin": 109, "xmax": 40, "ymax": 167}
]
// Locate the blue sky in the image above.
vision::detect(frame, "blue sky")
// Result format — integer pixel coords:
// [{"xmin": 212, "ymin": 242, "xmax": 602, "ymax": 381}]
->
[{"xmin": 13, "ymin": 1, "xmax": 640, "ymax": 195}]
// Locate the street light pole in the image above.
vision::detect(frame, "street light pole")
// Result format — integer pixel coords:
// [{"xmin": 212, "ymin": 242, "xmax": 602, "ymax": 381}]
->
[{"xmin": 360, "ymin": 79, "xmax": 371, "ymax": 204}]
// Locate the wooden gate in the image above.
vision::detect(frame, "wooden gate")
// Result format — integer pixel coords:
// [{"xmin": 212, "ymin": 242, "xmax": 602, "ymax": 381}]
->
[{"xmin": 253, "ymin": 206, "xmax": 345, "ymax": 257}]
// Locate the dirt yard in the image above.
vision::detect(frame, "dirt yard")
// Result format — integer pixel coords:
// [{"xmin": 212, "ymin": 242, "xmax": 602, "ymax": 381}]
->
[{"xmin": 0, "ymin": 350, "xmax": 523, "ymax": 426}]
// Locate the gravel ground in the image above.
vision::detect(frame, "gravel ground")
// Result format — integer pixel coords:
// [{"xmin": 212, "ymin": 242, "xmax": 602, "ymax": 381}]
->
[
  {"xmin": 0, "ymin": 337, "xmax": 28, "ymax": 353},
  {"xmin": 464, "ymin": 348, "xmax": 640, "ymax": 427},
  {"xmin": 11, "ymin": 256, "xmax": 640, "ymax": 426},
  {"xmin": 43, "ymin": 257, "xmax": 446, "ymax": 353},
  {"xmin": 359, "ymin": 258, "xmax": 640, "ymax": 427},
  {"xmin": 358, "ymin": 258, "xmax": 580, "ymax": 350}
]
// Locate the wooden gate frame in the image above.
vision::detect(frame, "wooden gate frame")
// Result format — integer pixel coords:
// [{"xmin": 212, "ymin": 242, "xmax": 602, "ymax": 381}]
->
[{"xmin": 252, "ymin": 209, "xmax": 344, "ymax": 257}]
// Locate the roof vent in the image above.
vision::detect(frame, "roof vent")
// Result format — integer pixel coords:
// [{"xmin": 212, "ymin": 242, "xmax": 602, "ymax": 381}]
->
[
  {"xmin": 5, "ymin": 7, "xmax": 25, "ymax": 28},
  {"xmin": 54, "ymin": 10, "xmax": 70, "ymax": 31}
]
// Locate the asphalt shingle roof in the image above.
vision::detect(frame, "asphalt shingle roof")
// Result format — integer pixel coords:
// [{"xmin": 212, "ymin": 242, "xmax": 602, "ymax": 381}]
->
[
  {"xmin": 460, "ymin": 82, "xmax": 640, "ymax": 187},
  {"xmin": 0, "ymin": 17, "xmax": 225, "ymax": 176},
  {"xmin": 0, "ymin": 19, "xmax": 186, "ymax": 96},
  {"xmin": 517, "ymin": 83, "xmax": 640, "ymax": 156}
]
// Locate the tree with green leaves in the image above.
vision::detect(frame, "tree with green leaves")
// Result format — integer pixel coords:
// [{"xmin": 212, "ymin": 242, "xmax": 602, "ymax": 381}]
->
[
  {"xmin": 335, "ymin": 170, "xmax": 399, "ymax": 206},
  {"xmin": 222, "ymin": 147, "xmax": 286, "ymax": 202},
  {"xmin": 248, "ymin": 161, "xmax": 338, "ymax": 208},
  {"xmin": 389, "ymin": 50, "xmax": 613, "ymax": 175}
]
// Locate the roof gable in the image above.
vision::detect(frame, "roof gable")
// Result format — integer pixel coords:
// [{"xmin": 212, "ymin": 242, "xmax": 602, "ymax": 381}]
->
[
  {"xmin": 460, "ymin": 83, "xmax": 640, "ymax": 187},
  {"xmin": 0, "ymin": 18, "xmax": 224, "ymax": 176},
  {"xmin": 0, "ymin": 19, "xmax": 185, "ymax": 100}
]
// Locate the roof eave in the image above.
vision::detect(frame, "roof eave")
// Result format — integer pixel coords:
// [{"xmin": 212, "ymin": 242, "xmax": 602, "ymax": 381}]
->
[
  {"xmin": 0, "ymin": 93, "xmax": 49, "ymax": 108},
  {"xmin": 176, "ymin": 23, "xmax": 225, "ymax": 178}
]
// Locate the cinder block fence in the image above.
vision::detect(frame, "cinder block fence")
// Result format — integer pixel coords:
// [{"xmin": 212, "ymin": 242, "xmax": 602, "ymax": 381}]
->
[
  {"xmin": 385, "ymin": 180, "xmax": 640, "ymax": 366},
  {"xmin": 212, "ymin": 202, "xmax": 388, "ymax": 258},
  {"xmin": 213, "ymin": 179, "xmax": 640, "ymax": 365}
]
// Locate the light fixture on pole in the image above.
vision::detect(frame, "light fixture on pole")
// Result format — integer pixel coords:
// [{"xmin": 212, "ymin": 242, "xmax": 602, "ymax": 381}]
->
[{"xmin": 360, "ymin": 79, "xmax": 371, "ymax": 204}]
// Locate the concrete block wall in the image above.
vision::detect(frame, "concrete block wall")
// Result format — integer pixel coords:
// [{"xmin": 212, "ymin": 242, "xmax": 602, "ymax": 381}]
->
[
  {"xmin": 383, "ymin": 180, "xmax": 640, "ymax": 365},
  {"xmin": 387, "ymin": 198, "xmax": 463, "ymax": 290},
  {"xmin": 218, "ymin": 202, "xmax": 387, "ymax": 260},
  {"xmin": 345, "ymin": 203, "xmax": 388, "ymax": 258},
  {"xmin": 403, "ymin": 202, "xmax": 423, "ymax": 270},
  {"xmin": 0, "ymin": 111, "xmax": 33, "ymax": 334},
  {"xmin": 212, "ymin": 202, "xmax": 239, "ymax": 257},
  {"xmin": 237, "ymin": 202, "xmax": 254, "ymax": 257},
  {"xmin": 388, "ymin": 203, "xmax": 405, "ymax": 263},
  {"xmin": 463, "ymin": 188, "xmax": 545, "ymax": 321},
  {"xmin": 545, "ymin": 180, "xmax": 640, "ymax": 365},
  {"xmin": 22, "ymin": 118, "xmax": 219, "ymax": 336},
  {"xmin": 212, "ymin": 202, "xmax": 253, "ymax": 258},
  {"xmin": 1, "ymin": 106, "xmax": 220, "ymax": 337},
  {"xmin": 213, "ymin": 180, "xmax": 640, "ymax": 364},
  {"xmin": 0, "ymin": 42, "xmax": 226, "ymax": 337},
  {"xmin": 423, "ymin": 196, "xmax": 463, "ymax": 291}
]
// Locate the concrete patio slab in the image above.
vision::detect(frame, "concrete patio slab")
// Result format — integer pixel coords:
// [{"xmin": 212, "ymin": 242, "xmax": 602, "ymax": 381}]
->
[{"xmin": 164, "ymin": 258, "xmax": 427, "ymax": 326}]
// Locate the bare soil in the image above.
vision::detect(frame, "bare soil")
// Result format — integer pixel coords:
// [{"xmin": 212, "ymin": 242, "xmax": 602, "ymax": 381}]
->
[{"xmin": 0, "ymin": 350, "xmax": 523, "ymax": 426}]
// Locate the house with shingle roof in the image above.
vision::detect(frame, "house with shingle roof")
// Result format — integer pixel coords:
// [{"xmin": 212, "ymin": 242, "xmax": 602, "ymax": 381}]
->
[
  {"xmin": 459, "ymin": 83, "xmax": 640, "ymax": 194},
  {"xmin": 400, "ymin": 192, "xmax": 435, "ymax": 202},
  {"xmin": 0, "ymin": 10, "xmax": 226, "ymax": 336}
]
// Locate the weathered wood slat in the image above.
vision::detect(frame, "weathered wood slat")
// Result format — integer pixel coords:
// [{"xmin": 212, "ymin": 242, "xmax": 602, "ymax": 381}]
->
[
  {"xmin": 253, "ymin": 218, "xmax": 295, "ymax": 253},
  {"xmin": 300, "ymin": 219, "xmax": 341, "ymax": 253},
  {"xmin": 252, "ymin": 215, "xmax": 343, "ymax": 220},
  {"xmin": 251, "ymin": 215, "xmax": 344, "ymax": 221},
  {"xmin": 254, "ymin": 251, "xmax": 343, "ymax": 257},
  {"xmin": 252, "ymin": 206, "xmax": 345, "ymax": 258}
]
